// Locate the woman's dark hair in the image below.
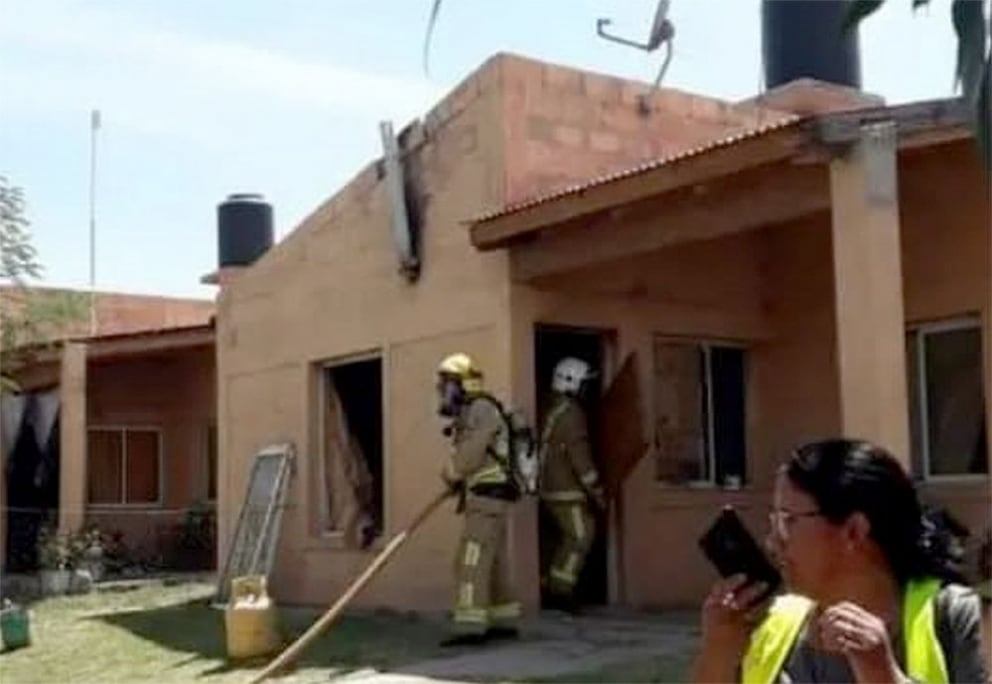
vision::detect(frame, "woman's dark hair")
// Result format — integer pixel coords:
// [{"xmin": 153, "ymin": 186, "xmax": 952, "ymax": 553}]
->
[{"xmin": 785, "ymin": 438, "xmax": 966, "ymax": 585}]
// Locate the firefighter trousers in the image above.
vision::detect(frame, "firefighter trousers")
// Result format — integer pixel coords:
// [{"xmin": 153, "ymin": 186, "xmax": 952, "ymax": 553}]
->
[
  {"xmin": 544, "ymin": 501, "xmax": 595, "ymax": 598},
  {"xmin": 451, "ymin": 496, "xmax": 520, "ymax": 635}
]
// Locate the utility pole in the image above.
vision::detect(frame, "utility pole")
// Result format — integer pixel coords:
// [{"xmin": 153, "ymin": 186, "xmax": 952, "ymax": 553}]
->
[{"xmin": 89, "ymin": 109, "xmax": 100, "ymax": 335}]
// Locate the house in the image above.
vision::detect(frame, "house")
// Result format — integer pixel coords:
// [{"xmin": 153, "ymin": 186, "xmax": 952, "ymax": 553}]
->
[
  {"xmin": 468, "ymin": 97, "xmax": 991, "ymax": 607},
  {"xmin": 211, "ymin": 47, "xmax": 989, "ymax": 613},
  {"xmin": 1, "ymin": 288, "xmax": 217, "ymax": 572}
]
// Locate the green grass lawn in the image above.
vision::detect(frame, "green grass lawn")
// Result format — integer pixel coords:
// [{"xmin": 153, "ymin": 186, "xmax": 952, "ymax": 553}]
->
[{"xmin": 0, "ymin": 578, "xmax": 450, "ymax": 683}]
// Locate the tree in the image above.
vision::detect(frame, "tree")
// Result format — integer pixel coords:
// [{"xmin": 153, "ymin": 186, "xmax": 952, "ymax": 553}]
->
[
  {"xmin": 1, "ymin": 175, "xmax": 86, "ymax": 390},
  {"xmin": 846, "ymin": 0, "xmax": 991, "ymax": 171}
]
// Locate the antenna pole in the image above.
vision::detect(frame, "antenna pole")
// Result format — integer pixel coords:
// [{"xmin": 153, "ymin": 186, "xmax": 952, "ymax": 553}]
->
[{"xmin": 88, "ymin": 109, "xmax": 100, "ymax": 335}]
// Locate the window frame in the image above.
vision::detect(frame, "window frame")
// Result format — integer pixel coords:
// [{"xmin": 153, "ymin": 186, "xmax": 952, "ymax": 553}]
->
[
  {"xmin": 205, "ymin": 423, "xmax": 217, "ymax": 504},
  {"xmin": 652, "ymin": 335, "xmax": 748, "ymax": 488},
  {"xmin": 313, "ymin": 349, "xmax": 385, "ymax": 539},
  {"xmin": 86, "ymin": 425, "xmax": 165, "ymax": 508},
  {"xmin": 907, "ymin": 316, "xmax": 987, "ymax": 482}
]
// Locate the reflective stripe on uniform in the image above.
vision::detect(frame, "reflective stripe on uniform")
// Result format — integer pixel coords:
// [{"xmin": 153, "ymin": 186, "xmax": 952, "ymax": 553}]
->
[
  {"xmin": 458, "ymin": 582, "xmax": 475, "ymax": 608},
  {"xmin": 540, "ymin": 490, "xmax": 585, "ymax": 503},
  {"xmin": 489, "ymin": 602, "xmax": 521, "ymax": 620},
  {"xmin": 550, "ymin": 566, "xmax": 577, "ymax": 586},
  {"xmin": 571, "ymin": 506, "xmax": 586, "ymax": 541},
  {"xmin": 550, "ymin": 552, "xmax": 580, "ymax": 586},
  {"xmin": 540, "ymin": 400, "xmax": 571, "ymax": 446},
  {"xmin": 454, "ymin": 607, "xmax": 488, "ymax": 624},
  {"xmin": 467, "ymin": 463, "xmax": 509, "ymax": 488},
  {"xmin": 463, "ymin": 541, "xmax": 481, "ymax": 567}
]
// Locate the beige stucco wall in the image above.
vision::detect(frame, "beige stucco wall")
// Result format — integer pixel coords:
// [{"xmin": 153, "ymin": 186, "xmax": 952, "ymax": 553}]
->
[
  {"xmin": 899, "ymin": 142, "xmax": 991, "ymax": 539},
  {"xmin": 507, "ymin": 141, "xmax": 989, "ymax": 609},
  {"xmin": 216, "ymin": 57, "xmax": 514, "ymax": 610}
]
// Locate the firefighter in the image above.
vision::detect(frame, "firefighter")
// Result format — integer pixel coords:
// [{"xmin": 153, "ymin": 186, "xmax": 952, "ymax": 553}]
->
[
  {"xmin": 436, "ymin": 353, "xmax": 520, "ymax": 647},
  {"xmin": 539, "ymin": 357, "xmax": 605, "ymax": 613}
]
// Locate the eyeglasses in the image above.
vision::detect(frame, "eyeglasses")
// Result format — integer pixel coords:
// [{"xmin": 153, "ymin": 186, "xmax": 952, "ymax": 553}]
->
[{"xmin": 768, "ymin": 508, "xmax": 822, "ymax": 539}]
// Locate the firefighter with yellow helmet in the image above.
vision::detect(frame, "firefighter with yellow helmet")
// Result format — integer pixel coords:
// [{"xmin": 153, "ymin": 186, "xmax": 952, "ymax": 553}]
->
[
  {"xmin": 436, "ymin": 353, "xmax": 520, "ymax": 647},
  {"xmin": 539, "ymin": 357, "xmax": 605, "ymax": 613}
]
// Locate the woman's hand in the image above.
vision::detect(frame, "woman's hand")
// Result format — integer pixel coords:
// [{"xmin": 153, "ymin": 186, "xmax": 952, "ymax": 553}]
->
[
  {"xmin": 691, "ymin": 575, "xmax": 770, "ymax": 683},
  {"xmin": 815, "ymin": 601, "xmax": 905, "ymax": 684}
]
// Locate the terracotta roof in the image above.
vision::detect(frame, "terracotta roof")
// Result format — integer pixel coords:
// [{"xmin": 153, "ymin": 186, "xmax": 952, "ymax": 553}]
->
[
  {"xmin": 4, "ymin": 322, "xmax": 215, "ymax": 368},
  {"xmin": 71, "ymin": 322, "xmax": 214, "ymax": 344},
  {"xmin": 473, "ymin": 113, "xmax": 804, "ymax": 223}
]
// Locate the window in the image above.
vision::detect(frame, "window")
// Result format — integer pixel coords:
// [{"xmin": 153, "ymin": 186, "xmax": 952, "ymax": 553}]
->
[
  {"xmin": 653, "ymin": 338, "xmax": 747, "ymax": 486},
  {"xmin": 316, "ymin": 356, "xmax": 383, "ymax": 545},
  {"xmin": 206, "ymin": 424, "xmax": 217, "ymax": 502},
  {"xmin": 87, "ymin": 428, "xmax": 162, "ymax": 505},
  {"xmin": 907, "ymin": 319, "xmax": 987, "ymax": 479}
]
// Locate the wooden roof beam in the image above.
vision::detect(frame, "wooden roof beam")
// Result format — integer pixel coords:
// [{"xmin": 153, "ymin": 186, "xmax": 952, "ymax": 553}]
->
[{"xmin": 510, "ymin": 162, "xmax": 830, "ymax": 283}]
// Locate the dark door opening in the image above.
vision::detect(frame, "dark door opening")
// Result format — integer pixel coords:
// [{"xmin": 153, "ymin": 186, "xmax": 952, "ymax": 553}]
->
[
  {"xmin": 5, "ymin": 413, "xmax": 60, "ymax": 572},
  {"xmin": 534, "ymin": 324, "xmax": 610, "ymax": 608}
]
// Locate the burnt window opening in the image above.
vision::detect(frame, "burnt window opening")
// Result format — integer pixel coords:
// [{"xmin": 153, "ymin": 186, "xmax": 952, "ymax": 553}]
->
[
  {"xmin": 653, "ymin": 339, "xmax": 747, "ymax": 488},
  {"xmin": 318, "ymin": 357, "xmax": 384, "ymax": 547},
  {"xmin": 906, "ymin": 319, "xmax": 987, "ymax": 479}
]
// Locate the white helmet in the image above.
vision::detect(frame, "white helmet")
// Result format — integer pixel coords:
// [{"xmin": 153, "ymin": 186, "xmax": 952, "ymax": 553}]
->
[{"xmin": 552, "ymin": 357, "xmax": 593, "ymax": 395}]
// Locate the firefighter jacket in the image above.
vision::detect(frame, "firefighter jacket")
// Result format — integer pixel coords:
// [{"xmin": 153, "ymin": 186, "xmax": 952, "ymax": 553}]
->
[{"xmin": 539, "ymin": 395, "xmax": 603, "ymax": 505}]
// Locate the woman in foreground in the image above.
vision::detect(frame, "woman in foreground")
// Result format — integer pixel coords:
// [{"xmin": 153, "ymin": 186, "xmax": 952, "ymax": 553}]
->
[{"xmin": 691, "ymin": 438, "xmax": 988, "ymax": 683}]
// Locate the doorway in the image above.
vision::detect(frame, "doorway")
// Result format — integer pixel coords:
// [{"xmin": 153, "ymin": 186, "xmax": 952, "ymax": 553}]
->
[
  {"xmin": 4, "ymin": 398, "xmax": 61, "ymax": 572},
  {"xmin": 534, "ymin": 324, "xmax": 611, "ymax": 608}
]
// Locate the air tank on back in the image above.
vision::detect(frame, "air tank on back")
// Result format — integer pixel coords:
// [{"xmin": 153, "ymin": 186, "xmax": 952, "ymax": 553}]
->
[
  {"xmin": 217, "ymin": 193, "xmax": 274, "ymax": 268},
  {"xmin": 762, "ymin": 0, "xmax": 862, "ymax": 90}
]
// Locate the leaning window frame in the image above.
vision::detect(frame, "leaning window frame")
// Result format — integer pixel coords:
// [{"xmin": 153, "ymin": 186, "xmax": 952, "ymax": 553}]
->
[{"xmin": 907, "ymin": 316, "xmax": 987, "ymax": 482}]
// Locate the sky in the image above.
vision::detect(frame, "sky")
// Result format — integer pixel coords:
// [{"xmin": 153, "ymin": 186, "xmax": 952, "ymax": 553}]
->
[{"xmin": 0, "ymin": 0, "xmax": 967, "ymax": 299}]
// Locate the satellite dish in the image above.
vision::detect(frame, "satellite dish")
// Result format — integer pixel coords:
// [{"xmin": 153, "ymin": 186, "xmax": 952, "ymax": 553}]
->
[
  {"xmin": 597, "ymin": 0, "xmax": 674, "ymax": 53},
  {"xmin": 596, "ymin": 0, "xmax": 676, "ymax": 114},
  {"xmin": 646, "ymin": 0, "xmax": 674, "ymax": 51}
]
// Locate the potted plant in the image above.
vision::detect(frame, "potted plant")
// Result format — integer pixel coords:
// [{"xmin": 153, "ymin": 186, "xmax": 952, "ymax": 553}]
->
[{"xmin": 36, "ymin": 527, "xmax": 72, "ymax": 595}]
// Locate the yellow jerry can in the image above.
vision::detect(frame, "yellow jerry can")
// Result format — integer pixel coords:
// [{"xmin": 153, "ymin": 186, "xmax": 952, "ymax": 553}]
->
[{"xmin": 224, "ymin": 575, "xmax": 280, "ymax": 660}]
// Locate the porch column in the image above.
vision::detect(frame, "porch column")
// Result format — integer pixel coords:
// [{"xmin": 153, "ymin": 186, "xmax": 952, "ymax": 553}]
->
[
  {"xmin": 829, "ymin": 121, "xmax": 911, "ymax": 466},
  {"xmin": 58, "ymin": 342, "xmax": 87, "ymax": 533}
]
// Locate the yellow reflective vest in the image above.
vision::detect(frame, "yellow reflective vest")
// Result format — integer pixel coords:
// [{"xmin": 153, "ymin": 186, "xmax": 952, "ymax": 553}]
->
[{"xmin": 742, "ymin": 577, "xmax": 948, "ymax": 684}]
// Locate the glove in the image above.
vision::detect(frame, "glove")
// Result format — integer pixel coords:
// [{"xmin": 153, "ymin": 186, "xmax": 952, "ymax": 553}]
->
[
  {"xmin": 442, "ymin": 472, "xmax": 467, "ymax": 514},
  {"xmin": 443, "ymin": 474, "xmax": 467, "ymax": 515},
  {"xmin": 441, "ymin": 471, "xmax": 465, "ymax": 496}
]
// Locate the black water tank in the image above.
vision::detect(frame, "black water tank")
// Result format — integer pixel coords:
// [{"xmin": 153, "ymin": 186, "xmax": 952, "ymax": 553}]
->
[
  {"xmin": 217, "ymin": 193, "xmax": 273, "ymax": 268},
  {"xmin": 762, "ymin": 0, "xmax": 861, "ymax": 90}
]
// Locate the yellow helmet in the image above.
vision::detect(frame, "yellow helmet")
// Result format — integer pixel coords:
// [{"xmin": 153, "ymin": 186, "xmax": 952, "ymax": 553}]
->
[{"xmin": 438, "ymin": 353, "xmax": 483, "ymax": 394}]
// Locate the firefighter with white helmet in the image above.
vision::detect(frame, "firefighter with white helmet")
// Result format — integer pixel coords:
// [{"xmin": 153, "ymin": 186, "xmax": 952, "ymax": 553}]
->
[
  {"xmin": 436, "ymin": 353, "xmax": 520, "ymax": 646},
  {"xmin": 539, "ymin": 356, "xmax": 605, "ymax": 612}
]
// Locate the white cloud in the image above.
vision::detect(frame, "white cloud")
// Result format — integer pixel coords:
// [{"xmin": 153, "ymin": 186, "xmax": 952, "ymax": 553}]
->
[{"xmin": 0, "ymin": 2, "xmax": 444, "ymax": 140}]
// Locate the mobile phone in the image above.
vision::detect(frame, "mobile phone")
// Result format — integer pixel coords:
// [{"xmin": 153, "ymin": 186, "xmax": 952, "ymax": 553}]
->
[{"xmin": 698, "ymin": 506, "xmax": 781, "ymax": 601}]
